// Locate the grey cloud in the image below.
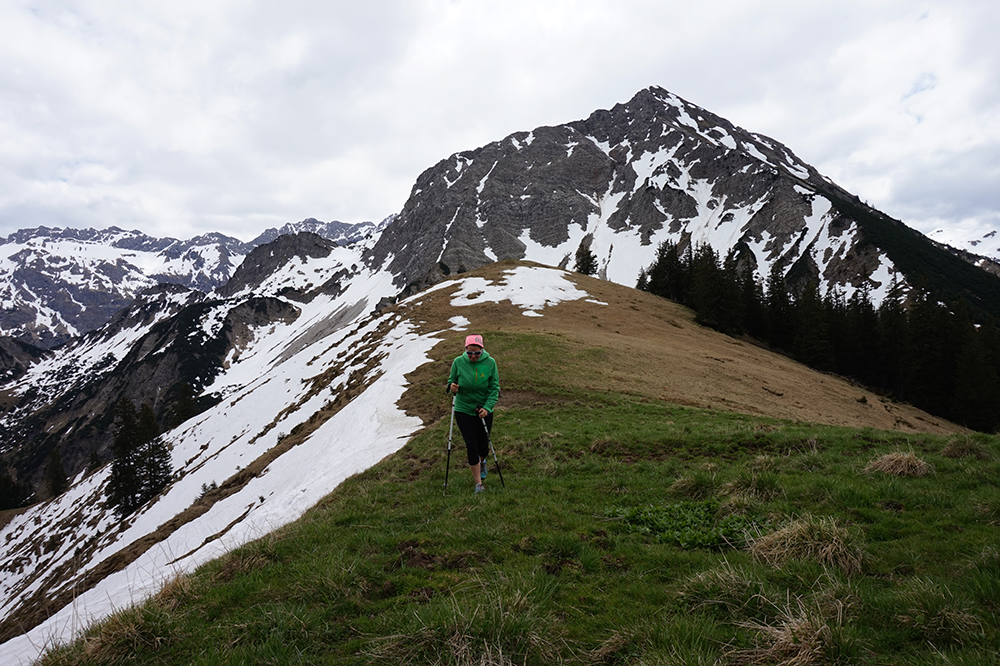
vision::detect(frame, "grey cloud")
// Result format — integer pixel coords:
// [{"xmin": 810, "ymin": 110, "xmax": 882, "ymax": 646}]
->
[{"xmin": 1, "ymin": 0, "xmax": 998, "ymax": 244}]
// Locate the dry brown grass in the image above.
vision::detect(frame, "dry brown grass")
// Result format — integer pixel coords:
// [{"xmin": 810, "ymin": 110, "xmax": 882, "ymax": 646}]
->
[
  {"xmin": 398, "ymin": 261, "xmax": 967, "ymax": 436},
  {"xmin": 863, "ymin": 450, "xmax": 933, "ymax": 477},
  {"xmin": 749, "ymin": 516, "xmax": 864, "ymax": 576},
  {"xmin": 729, "ymin": 598, "xmax": 851, "ymax": 666}
]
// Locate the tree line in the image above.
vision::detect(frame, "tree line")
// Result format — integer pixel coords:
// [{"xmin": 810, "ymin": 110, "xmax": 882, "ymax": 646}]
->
[
  {"xmin": 1, "ymin": 397, "xmax": 173, "ymax": 513},
  {"xmin": 636, "ymin": 240, "xmax": 1000, "ymax": 433}
]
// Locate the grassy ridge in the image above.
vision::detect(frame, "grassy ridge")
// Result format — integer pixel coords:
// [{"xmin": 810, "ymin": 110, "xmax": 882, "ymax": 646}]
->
[{"xmin": 38, "ymin": 333, "xmax": 1000, "ymax": 665}]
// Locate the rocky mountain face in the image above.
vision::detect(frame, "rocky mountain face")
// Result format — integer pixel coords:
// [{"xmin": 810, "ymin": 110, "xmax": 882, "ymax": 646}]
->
[
  {"xmin": 217, "ymin": 232, "xmax": 342, "ymax": 299},
  {"xmin": 0, "ymin": 218, "xmax": 392, "ymax": 348},
  {"xmin": 248, "ymin": 216, "xmax": 392, "ymax": 247},
  {"xmin": 367, "ymin": 86, "xmax": 1000, "ymax": 317},
  {"xmin": 0, "ymin": 338, "xmax": 43, "ymax": 384}
]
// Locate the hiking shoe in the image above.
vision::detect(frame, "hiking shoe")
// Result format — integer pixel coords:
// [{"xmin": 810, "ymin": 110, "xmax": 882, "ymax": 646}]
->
[
  {"xmin": 475, "ymin": 483, "xmax": 485, "ymax": 494},
  {"xmin": 480, "ymin": 460, "xmax": 488, "ymax": 480}
]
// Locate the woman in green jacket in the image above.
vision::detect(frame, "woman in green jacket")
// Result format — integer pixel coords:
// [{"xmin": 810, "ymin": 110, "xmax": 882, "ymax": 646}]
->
[{"xmin": 447, "ymin": 334, "xmax": 500, "ymax": 493}]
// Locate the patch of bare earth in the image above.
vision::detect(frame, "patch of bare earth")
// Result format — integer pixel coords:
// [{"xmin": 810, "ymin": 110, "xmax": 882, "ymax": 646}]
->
[{"xmin": 396, "ymin": 261, "xmax": 965, "ymax": 436}]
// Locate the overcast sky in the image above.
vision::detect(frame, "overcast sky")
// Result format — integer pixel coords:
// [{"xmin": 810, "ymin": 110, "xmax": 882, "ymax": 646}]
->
[{"xmin": 2, "ymin": 0, "xmax": 998, "ymax": 245}]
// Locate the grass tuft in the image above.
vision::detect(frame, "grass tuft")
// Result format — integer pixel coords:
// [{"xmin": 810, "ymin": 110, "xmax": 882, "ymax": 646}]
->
[
  {"xmin": 894, "ymin": 578, "xmax": 984, "ymax": 647},
  {"xmin": 669, "ymin": 470, "xmax": 718, "ymax": 500},
  {"xmin": 724, "ymin": 469, "xmax": 784, "ymax": 501},
  {"xmin": 364, "ymin": 572, "xmax": 565, "ymax": 665},
  {"xmin": 677, "ymin": 558, "xmax": 768, "ymax": 618},
  {"xmin": 729, "ymin": 597, "xmax": 862, "ymax": 666},
  {"xmin": 942, "ymin": 436, "xmax": 991, "ymax": 460},
  {"xmin": 863, "ymin": 450, "xmax": 933, "ymax": 477},
  {"xmin": 749, "ymin": 515, "xmax": 865, "ymax": 576}
]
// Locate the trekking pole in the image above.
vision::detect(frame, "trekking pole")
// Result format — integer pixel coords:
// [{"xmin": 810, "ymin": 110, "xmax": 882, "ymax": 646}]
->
[
  {"xmin": 478, "ymin": 407, "xmax": 505, "ymax": 488},
  {"xmin": 444, "ymin": 392, "xmax": 456, "ymax": 489}
]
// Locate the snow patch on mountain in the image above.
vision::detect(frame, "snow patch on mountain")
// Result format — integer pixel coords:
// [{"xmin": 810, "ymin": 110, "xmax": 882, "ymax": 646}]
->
[
  {"xmin": 928, "ymin": 226, "xmax": 1000, "ymax": 264},
  {"xmin": 447, "ymin": 265, "xmax": 595, "ymax": 316}
]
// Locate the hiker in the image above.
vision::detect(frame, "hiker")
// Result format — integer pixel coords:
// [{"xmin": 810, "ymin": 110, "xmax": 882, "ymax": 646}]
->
[{"xmin": 447, "ymin": 334, "xmax": 500, "ymax": 493}]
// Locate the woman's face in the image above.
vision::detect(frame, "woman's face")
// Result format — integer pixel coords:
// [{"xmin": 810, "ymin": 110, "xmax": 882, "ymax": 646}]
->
[{"xmin": 466, "ymin": 345, "xmax": 483, "ymax": 361}]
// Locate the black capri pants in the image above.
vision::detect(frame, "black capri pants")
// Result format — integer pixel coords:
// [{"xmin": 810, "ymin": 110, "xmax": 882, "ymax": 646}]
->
[{"xmin": 454, "ymin": 410, "xmax": 493, "ymax": 466}]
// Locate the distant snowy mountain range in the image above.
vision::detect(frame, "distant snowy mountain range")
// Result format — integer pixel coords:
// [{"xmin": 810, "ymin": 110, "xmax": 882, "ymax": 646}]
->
[
  {"xmin": 927, "ymin": 227, "xmax": 1000, "ymax": 277},
  {"xmin": 0, "ymin": 217, "xmax": 393, "ymax": 347},
  {"xmin": 4, "ymin": 85, "xmax": 1000, "ymax": 664}
]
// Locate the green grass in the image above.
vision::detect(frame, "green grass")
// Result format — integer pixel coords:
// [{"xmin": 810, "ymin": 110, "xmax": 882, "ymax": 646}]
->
[{"xmin": 37, "ymin": 381, "xmax": 1000, "ymax": 665}]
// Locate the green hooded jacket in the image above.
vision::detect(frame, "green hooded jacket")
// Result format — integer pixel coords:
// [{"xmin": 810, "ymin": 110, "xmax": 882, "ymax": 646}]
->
[{"xmin": 448, "ymin": 350, "xmax": 500, "ymax": 416}]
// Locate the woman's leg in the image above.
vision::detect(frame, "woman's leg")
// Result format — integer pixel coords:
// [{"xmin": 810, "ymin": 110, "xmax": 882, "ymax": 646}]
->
[
  {"xmin": 455, "ymin": 412, "xmax": 485, "ymax": 487},
  {"xmin": 478, "ymin": 412, "xmax": 493, "ymax": 473}
]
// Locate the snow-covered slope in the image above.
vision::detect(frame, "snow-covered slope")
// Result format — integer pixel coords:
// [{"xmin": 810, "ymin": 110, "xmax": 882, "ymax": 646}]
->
[
  {"xmin": 0, "ymin": 264, "xmax": 597, "ymax": 665},
  {"xmin": 928, "ymin": 226, "xmax": 1000, "ymax": 262},
  {"xmin": 927, "ymin": 226, "xmax": 1000, "ymax": 277},
  {"xmin": 0, "ymin": 232, "xmax": 386, "ymax": 489}
]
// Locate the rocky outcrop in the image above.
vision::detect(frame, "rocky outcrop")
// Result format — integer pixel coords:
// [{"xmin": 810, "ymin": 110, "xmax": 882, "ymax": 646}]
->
[
  {"xmin": 216, "ymin": 232, "xmax": 337, "ymax": 299},
  {"xmin": 0, "ymin": 337, "xmax": 44, "ymax": 385}
]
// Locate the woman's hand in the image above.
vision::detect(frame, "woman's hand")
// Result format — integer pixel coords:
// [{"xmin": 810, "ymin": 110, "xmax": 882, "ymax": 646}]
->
[
  {"xmin": 476, "ymin": 407, "xmax": 488, "ymax": 418},
  {"xmin": 449, "ymin": 383, "xmax": 459, "ymax": 395}
]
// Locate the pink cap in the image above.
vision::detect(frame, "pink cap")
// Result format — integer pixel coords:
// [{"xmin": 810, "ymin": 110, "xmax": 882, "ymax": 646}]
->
[{"xmin": 465, "ymin": 334, "xmax": 484, "ymax": 348}]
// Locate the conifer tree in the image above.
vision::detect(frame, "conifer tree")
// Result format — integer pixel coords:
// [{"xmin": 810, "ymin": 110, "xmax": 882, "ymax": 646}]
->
[
  {"xmin": 951, "ymin": 322, "xmax": 1000, "ymax": 432},
  {"xmin": 0, "ymin": 468, "xmax": 31, "ymax": 511},
  {"xmin": 765, "ymin": 263, "xmax": 793, "ymax": 352},
  {"xmin": 108, "ymin": 397, "xmax": 143, "ymax": 516},
  {"xmin": 169, "ymin": 382, "xmax": 199, "ymax": 428},
  {"xmin": 876, "ymin": 287, "xmax": 909, "ymax": 398},
  {"xmin": 905, "ymin": 286, "xmax": 960, "ymax": 415},
  {"xmin": 44, "ymin": 447, "xmax": 68, "ymax": 498},
  {"xmin": 738, "ymin": 263, "xmax": 766, "ymax": 340},
  {"xmin": 86, "ymin": 450, "xmax": 102, "ymax": 476},
  {"xmin": 792, "ymin": 279, "xmax": 834, "ymax": 371},
  {"xmin": 574, "ymin": 240, "xmax": 598, "ymax": 276},
  {"xmin": 107, "ymin": 398, "xmax": 173, "ymax": 516},
  {"xmin": 137, "ymin": 403, "xmax": 171, "ymax": 502},
  {"xmin": 843, "ymin": 285, "xmax": 880, "ymax": 386},
  {"xmin": 644, "ymin": 240, "xmax": 688, "ymax": 302},
  {"xmin": 690, "ymin": 244, "xmax": 726, "ymax": 330}
]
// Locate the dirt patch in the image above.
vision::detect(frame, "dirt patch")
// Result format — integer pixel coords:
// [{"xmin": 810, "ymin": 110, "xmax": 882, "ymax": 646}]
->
[{"xmin": 396, "ymin": 541, "xmax": 479, "ymax": 571}]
